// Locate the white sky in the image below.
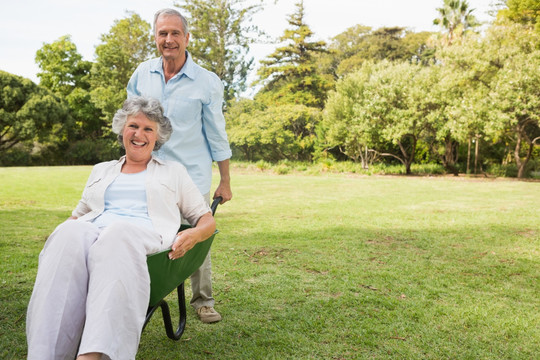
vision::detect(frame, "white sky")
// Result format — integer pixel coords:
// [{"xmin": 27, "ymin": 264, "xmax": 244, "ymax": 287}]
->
[{"xmin": 0, "ymin": 0, "xmax": 497, "ymax": 84}]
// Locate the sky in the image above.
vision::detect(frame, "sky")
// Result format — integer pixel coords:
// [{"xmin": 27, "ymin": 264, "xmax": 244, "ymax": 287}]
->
[{"xmin": 0, "ymin": 0, "xmax": 498, "ymax": 85}]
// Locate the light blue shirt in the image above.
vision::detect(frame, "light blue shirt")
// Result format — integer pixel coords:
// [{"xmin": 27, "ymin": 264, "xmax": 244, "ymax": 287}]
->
[
  {"xmin": 127, "ymin": 53, "xmax": 232, "ymax": 195},
  {"xmin": 92, "ymin": 170, "xmax": 154, "ymax": 231}
]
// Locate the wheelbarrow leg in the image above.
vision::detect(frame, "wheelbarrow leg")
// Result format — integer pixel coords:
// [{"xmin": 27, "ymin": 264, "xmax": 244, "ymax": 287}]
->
[{"xmin": 143, "ymin": 282, "xmax": 187, "ymax": 340}]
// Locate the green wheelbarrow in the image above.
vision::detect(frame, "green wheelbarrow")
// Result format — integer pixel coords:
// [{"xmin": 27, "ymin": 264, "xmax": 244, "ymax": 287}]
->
[{"xmin": 143, "ymin": 196, "xmax": 221, "ymax": 340}]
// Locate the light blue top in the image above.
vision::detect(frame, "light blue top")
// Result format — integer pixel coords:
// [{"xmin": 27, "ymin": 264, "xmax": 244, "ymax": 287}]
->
[
  {"xmin": 92, "ymin": 170, "xmax": 154, "ymax": 231},
  {"xmin": 127, "ymin": 52, "xmax": 232, "ymax": 195}
]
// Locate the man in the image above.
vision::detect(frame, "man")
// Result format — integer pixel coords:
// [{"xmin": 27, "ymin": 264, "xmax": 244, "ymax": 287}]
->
[{"xmin": 127, "ymin": 8, "xmax": 232, "ymax": 323}]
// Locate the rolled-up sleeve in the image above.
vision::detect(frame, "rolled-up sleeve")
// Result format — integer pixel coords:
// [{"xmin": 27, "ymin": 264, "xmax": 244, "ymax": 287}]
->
[{"xmin": 202, "ymin": 75, "xmax": 232, "ymax": 162}]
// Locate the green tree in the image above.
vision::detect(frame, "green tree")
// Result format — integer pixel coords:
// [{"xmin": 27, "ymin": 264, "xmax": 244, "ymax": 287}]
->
[
  {"xmin": 488, "ymin": 50, "xmax": 540, "ymax": 178},
  {"xmin": 35, "ymin": 35, "xmax": 92, "ymax": 96},
  {"xmin": 90, "ymin": 12, "xmax": 154, "ymax": 125},
  {"xmin": 323, "ymin": 61, "xmax": 431, "ymax": 174},
  {"xmin": 498, "ymin": 0, "xmax": 540, "ymax": 33},
  {"xmin": 176, "ymin": 0, "xmax": 263, "ymax": 105},
  {"xmin": 320, "ymin": 26, "xmax": 436, "ymax": 78},
  {"xmin": 226, "ymin": 99, "xmax": 321, "ymax": 161},
  {"xmin": 35, "ymin": 36, "xmax": 102, "ymax": 141},
  {"xmin": 434, "ymin": 0, "xmax": 480, "ymax": 44},
  {"xmin": 322, "ymin": 62, "xmax": 382, "ymax": 168},
  {"xmin": 437, "ymin": 21, "xmax": 540, "ymax": 177},
  {"xmin": 0, "ymin": 71, "xmax": 68, "ymax": 154},
  {"xmin": 255, "ymin": 0, "xmax": 331, "ymax": 108}
]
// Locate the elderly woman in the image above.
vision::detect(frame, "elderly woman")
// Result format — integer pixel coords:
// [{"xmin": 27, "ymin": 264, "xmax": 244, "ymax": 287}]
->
[{"xmin": 26, "ymin": 96, "xmax": 216, "ymax": 360}]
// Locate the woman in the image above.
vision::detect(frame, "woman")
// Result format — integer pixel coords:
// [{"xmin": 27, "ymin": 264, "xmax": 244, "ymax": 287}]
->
[{"xmin": 26, "ymin": 97, "xmax": 216, "ymax": 360}]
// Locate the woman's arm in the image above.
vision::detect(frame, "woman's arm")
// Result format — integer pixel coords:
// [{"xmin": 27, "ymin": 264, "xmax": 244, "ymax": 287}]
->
[{"xmin": 168, "ymin": 212, "xmax": 216, "ymax": 260}]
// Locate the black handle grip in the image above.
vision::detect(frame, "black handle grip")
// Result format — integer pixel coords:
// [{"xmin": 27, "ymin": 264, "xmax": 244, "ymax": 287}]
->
[{"xmin": 211, "ymin": 196, "xmax": 222, "ymax": 216}]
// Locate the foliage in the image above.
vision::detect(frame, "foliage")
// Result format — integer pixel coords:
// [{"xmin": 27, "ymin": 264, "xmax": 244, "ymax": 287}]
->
[
  {"xmin": 0, "ymin": 71, "xmax": 69, "ymax": 154},
  {"xmin": 323, "ymin": 61, "xmax": 432, "ymax": 174},
  {"xmin": 35, "ymin": 35, "xmax": 92, "ymax": 96},
  {"xmin": 255, "ymin": 0, "xmax": 332, "ymax": 109},
  {"xmin": 498, "ymin": 0, "xmax": 540, "ymax": 33},
  {"xmin": 177, "ymin": 0, "xmax": 263, "ymax": 106},
  {"xmin": 89, "ymin": 12, "xmax": 154, "ymax": 126},
  {"xmin": 35, "ymin": 36, "xmax": 103, "ymax": 141},
  {"xmin": 433, "ymin": 0, "xmax": 480, "ymax": 44},
  {"xmin": 488, "ymin": 49, "xmax": 540, "ymax": 177},
  {"xmin": 324, "ymin": 27, "xmax": 436, "ymax": 77},
  {"xmin": 226, "ymin": 98, "xmax": 321, "ymax": 162}
]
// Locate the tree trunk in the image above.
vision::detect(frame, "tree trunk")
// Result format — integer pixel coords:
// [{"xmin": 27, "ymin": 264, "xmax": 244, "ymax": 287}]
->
[
  {"xmin": 474, "ymin": 135, "xmax": 479, "ymax": 175},
  {"xmin": 467, "ymin": 137, "xmax": 471, "ymax": 174},
  {"xmin": 442, "ymin": 137, "xmax": 459, "ymax": 176}
]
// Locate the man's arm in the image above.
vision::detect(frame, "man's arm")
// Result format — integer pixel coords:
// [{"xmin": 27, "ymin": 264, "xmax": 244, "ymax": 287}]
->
[{"xmin": 214, "ymin": 159, "xmax": 232, "ymax": 204}]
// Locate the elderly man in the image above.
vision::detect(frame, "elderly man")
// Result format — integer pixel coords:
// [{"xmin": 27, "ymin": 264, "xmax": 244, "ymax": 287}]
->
[{"xmin": 127, "ymin": 8, "xmax": 232, "ymax": 323}]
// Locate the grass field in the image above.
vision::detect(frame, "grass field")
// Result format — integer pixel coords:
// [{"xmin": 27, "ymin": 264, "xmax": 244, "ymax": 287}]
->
[{"xmin": 1, "ymin": 165, "xmax": 539, "ymax": 359}]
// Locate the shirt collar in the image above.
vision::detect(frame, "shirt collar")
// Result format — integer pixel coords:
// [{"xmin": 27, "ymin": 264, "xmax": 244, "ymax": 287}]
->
[
  {"xmin": 117, "ymin": 154, "xmax": 166, "ymax": 167},
  {"xmin": 150, "ymin": 51, "xmax": 197, "ymax": 81}
]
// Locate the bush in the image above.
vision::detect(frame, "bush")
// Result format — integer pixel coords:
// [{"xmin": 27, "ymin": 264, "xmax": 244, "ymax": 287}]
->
[
  {"xmin": 64, "ymin": 138, "xmax": 122, "ymax": 165},
  {"xmin": 0, "ymin": 146, "xmax": 32, "ymax": 166}
]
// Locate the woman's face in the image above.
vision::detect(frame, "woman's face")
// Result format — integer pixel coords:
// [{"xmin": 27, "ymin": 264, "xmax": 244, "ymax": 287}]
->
[{"xmin": 122, "ymin": 113, "xmax": 158, "ymax": 164}]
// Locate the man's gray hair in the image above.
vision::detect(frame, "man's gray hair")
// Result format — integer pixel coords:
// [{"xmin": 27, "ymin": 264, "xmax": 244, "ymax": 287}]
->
[
  {"xmin": 153, "ymin": 8, "xmax": 189, "ymax": 34},
  {"xmin": 112, "ymin": 96, "xmax": 172, "ymax": 151}
]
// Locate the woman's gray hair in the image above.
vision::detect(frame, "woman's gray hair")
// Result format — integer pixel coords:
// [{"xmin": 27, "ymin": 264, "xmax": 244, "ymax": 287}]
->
[
  {"xmin": 154, "ymin": 8, "xmax": 188, "ymax": 34},
  {"xmin": 112, "ymin": 96, "xmax": 172, "ymax": 151}
]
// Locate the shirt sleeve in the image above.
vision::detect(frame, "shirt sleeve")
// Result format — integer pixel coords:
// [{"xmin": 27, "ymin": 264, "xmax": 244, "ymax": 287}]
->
[
  {"xmin": 71, "ymin": 164, "xmax": 100, "ymax": 218},
  {"xmin": 126, "ymin": 66, "xmax": 141, "ymax": 97},
  {"xmin": 201, "ymin": 74, "xmax": 232, "ymax": 162},
  {"xmin": 176, "ymin": 164, "xmax": 212, "ymax": 226}
]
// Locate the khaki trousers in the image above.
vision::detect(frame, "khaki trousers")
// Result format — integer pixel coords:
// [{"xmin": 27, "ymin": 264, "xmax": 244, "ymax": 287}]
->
[
  {"xmin": 26, "ymin": 220, "xmax": 163, "ymax": 360},
  {"xmin": 189, "ymin": 192, "xmax": 215, "ymax": 309}
]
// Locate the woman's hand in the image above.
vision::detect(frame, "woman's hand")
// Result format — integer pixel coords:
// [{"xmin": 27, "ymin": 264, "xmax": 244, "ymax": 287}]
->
[{"xmin": 168, "ymin": 212, "xmax": 216, "ymax": 260}]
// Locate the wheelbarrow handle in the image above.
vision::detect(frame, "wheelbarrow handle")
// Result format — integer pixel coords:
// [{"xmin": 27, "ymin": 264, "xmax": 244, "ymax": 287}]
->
[{"xmin": 211, "ymin": 196, "xmax": 223, "ymax": 216}]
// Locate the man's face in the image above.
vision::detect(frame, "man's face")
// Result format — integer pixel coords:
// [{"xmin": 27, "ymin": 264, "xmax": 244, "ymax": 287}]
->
[{"xmin": 155, "ymin": 14, "xmax": 190, "ymax": 62}]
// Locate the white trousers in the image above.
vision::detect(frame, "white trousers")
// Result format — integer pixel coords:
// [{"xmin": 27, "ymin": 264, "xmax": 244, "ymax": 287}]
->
[{"xmin": 26, "ymin": 220, "xmax": 163, "ymax": 360}]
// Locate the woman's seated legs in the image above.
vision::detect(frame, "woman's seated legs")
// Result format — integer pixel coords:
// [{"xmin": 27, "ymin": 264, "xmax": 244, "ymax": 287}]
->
[
  {"xmin": 27, "ymin": 220, "xmax": 101, "ymax": 360},
  {"xmin": 77, "ymin": 221, "xmax": 162, "ymax": 360}
]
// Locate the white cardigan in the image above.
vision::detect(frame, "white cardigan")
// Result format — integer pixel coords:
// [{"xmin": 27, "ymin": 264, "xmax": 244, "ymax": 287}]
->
[{"xmin": 72, "ymin": 155, "xmax": 211, "ymax": 247}]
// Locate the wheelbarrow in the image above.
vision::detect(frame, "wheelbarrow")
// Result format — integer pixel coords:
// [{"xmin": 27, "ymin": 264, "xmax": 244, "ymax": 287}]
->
[{"xmin": 143, "ymin": 196, "xmax": 221, "ymax": 340}]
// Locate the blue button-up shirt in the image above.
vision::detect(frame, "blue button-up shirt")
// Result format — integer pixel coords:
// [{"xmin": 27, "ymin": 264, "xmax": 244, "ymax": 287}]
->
[{"xmin": 127, "ymin": 53, "xmax": 232, "ymax": 195}]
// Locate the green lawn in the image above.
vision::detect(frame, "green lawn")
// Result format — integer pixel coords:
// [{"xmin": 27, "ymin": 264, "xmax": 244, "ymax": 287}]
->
[{"xmin": 1, "ymin": 166, "xmax": 539, "ymax": 359}]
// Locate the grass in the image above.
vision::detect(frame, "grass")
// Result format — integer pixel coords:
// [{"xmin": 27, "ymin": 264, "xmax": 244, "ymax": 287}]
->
[{"xmin": 1, "ymin": 165, "xmax": 539, "ymax": 359}]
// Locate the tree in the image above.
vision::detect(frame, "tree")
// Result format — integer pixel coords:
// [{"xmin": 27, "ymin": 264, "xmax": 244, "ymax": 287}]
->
[
  {"xmin": 35, "ymin": 36, "xmax": 102, "ymax": 141},
  {"xmin": 255, "ymin": 0, "xmax": 332, "ymax": 108},
  {"xmin": 322, "ymin": 62, "xmax": 381, "ymax": 168},
  {"xmin": 226, "ymin": 99, "xmax": 321, "ymax": 161},
  {"xmin": 323, "ymin": 61, "xmax": 430, "ymax": 174},
  {"xmin": 176, "ymin": 0, "xmax": 263, "ymax": 105},
  {"xmin": 90, "ymin": 12, "xmax": 154, "ymax": 125},
  {"xmin": 319, "ymin": 26, "xmax": 436, "ymax": 78},
  {"xmin": 488, "ymin": 50, "xmax": 540, "ymax": 178},
  {"xmin": 35, "ymin": 35, "xmax": 92, "ymax": 96},
  {"xmin": 434, "ymin": 0, "xmax": 480, "ymax": 44},
  {"xmin": 437, "ymin": 21, "xmax": 540, "ymax": 177},
  {"xmin": 0, "ymin": 71, "xmax": 69, "ymax": 153},
  {"xmin": 498, "ymin": 0, "xmax": 540, "ymax": 33}
]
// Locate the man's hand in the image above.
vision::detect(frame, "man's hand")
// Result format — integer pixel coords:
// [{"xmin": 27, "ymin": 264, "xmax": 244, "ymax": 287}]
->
[
  {"xmin": 214, "ymin": 180, "xmax": 232, "ymax": 204},
  {"xmin": 214, "ymin": 159, "xmax": 232, "ymax": 204}
]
